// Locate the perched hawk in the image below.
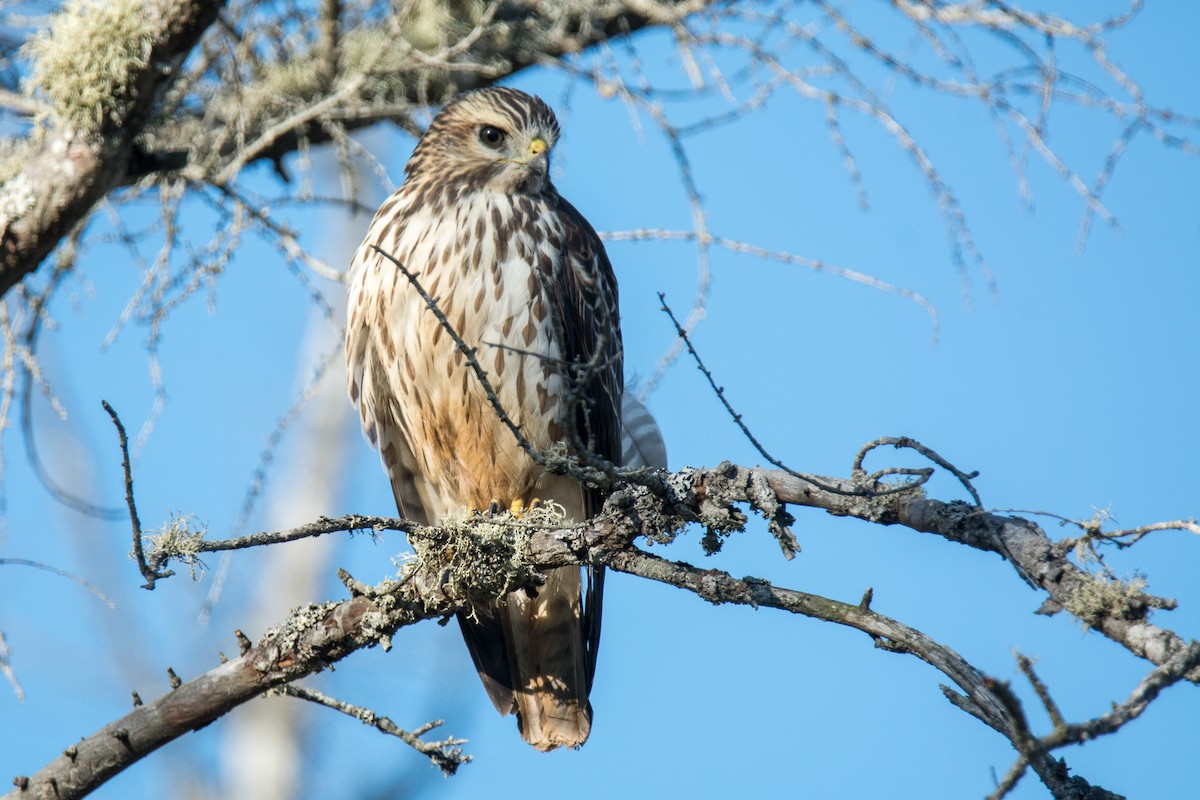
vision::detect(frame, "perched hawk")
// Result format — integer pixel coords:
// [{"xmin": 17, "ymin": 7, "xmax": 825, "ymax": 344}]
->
[{"xmin": 346, "ymin": 87, "xmax": 622, "ymax": 750}]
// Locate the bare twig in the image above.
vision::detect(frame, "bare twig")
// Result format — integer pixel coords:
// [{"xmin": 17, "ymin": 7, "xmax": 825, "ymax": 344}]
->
[
  {"xmin": 603, "ymin": 229, "xmax": 940, "ymax": 343},
  {"xmin": 1017, "ymin": 653, "xmax": 1065, "ymax": 729},
  {"xmin": 986, "ymin": 754, "xmax": 1029, "ymax": 800},
  {"xmin": 368, "ymin": 244, "xmax": 613, "ymax": 485},
  {"xmin": 995, "ymin": 507, "xmax": 1200, "ymax": 552},
  {"xmin": 16, "ymin": 258, "xmax": 126, "ymax": 521},
  {"xmin": 101, "ymin": 400, "xmax": 172, "ymax": 588},
  {"xmin": 657, "ymin": 292, "xmax": 799, "ymax": 476},
  {"xmin": 853, "ymin": 435, "xmax": 982, "ymax": 506},
  {"xmin": 278, "ymin": 685, "xmax": 471, "ymax": 776},
  {"xmin": 658, "ymin": 293, "xmax": 930, "ymax": 500}
]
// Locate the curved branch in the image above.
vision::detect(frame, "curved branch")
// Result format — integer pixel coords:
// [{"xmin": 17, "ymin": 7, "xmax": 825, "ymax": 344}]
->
[
  {"xmin": 143, "ymin": 460, "xmax": 1198, "ymax": 683},
  {"xmin": 127, "ymin": 0, "xmax": 721, "ymax": 183},
  {"xmin": 736, "ymin": 465, "xmax": 1197, "ymax": 682},
  {"xmin": 4, "ymin": 581, "xmax": 453, "ymax": 800},
  {"xmin": 0, "ymin": 0, "xmax": 225, "ymax": 297}
]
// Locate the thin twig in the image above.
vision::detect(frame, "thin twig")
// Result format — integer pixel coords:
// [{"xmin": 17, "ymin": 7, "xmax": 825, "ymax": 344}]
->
[
  {"xmin": 101, "ymin": 400, "xmax": 172, "ymax": 588},
  {"xmin": 368, "ymin": 246, "xmax": 555, "ymax": 472},
  {"xmin": 658, "ymin": 292, "xmax": 927, "ymax": 499},
  {"xmin": 194, "ymin": 515, "xmax": 409, "ymax": 554},
  {"xmin": 604, "ymin": 229, "xmax": 940, "ymax": 343},
  {"xmin": 141, "ymin": 514, "xmax": 411, "ymax": 580},
  {"xmin": 986, "ymin": 755, "xmax": 1028, "ymax": 800},
  {"xmin": 1016, "ymin": 653, "xmax": 1065, "ymax": 728},
  {"xmin": 854, "ymin": 436, "xmax": 982, "ymax": 506},
  {"xmin": 278, "ymin": 685, "xmax": 471, "ymax": 776},
  {"xmin": 16, "ymin": 258, "xmax": 125, "ymax": 521}
]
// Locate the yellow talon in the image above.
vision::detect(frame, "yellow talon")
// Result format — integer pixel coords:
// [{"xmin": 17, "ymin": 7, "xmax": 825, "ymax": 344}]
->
[
  {"xmin": 509, "ymin": 498, "xmax": 542, "ymax": 517},
  {"xmin": 472, "ymin": 498, "xmax": 542, "ymax": 517}
]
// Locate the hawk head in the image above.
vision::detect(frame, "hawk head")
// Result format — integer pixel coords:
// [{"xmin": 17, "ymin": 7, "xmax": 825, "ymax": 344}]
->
[{"xmin": 405, "ymin": 86, "xmax": 562, "ymax": 195}]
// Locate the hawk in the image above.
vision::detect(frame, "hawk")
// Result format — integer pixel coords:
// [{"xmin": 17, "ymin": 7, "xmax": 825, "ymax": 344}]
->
[{"xmin": 346, "ymin": 87, "xmax": 622, "ymax": 751}]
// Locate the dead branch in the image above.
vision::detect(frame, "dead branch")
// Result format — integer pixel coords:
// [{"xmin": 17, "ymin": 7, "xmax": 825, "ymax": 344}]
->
[
  {"xmin": 101, "ymin": 400, "xmax": 168, "ymax": 588},
  {"xmin": 132, "ymin": 457, "xmax": 1196, "ymax": 686},
  {"xmin": 749, "ymin": 464, "xmax": 1197, "ymax": 682},
  {"xmin": 278, "ymin": 685, "xmax": 470, "ymax": 776}
]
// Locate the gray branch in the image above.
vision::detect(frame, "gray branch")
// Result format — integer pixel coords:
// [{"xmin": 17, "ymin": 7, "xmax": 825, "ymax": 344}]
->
[{"xmin": 4, "ymin": 588, "xmax": 448, "ymax": 800}]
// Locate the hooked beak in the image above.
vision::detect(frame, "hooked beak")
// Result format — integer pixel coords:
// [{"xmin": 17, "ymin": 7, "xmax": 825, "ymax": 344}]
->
[{"xmin": 521, "ymin": 137, "xmax": 549, "ymax": 174}]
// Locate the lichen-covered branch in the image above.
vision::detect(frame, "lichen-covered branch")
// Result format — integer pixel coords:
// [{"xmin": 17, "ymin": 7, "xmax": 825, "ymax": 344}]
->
[
  {"xmin": 733, "ymin": 464, "xmax": 1198, "ymax": 683},
  {"xmin": 0, "ymin": 0, "xmax": 225, "ymax": 297},
  {"xmin": 0, "ymin": 0, "xmax": 716, "ymax": 299},
  {"xmin": 137, "ymin": 459, "xmax": 1198, "ymax": 686},
  {"xmin": 10, "ymin": 454, "xmax": 1193, "ymax": 799},
  {"xmin": 3, "ymin": 584, "xmax": 450, "ymax": 800}
]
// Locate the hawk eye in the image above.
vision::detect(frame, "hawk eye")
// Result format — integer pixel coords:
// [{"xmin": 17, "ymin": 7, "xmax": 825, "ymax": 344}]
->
[{"xmin": 478, "ymin": 125, "xmax": 506, "ymax": 148}]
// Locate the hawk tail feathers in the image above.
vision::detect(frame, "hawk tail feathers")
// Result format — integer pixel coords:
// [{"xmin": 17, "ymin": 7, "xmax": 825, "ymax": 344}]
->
[{"xmin": 457, "ymin": 565, "xmax": 596, "ymax": 751}]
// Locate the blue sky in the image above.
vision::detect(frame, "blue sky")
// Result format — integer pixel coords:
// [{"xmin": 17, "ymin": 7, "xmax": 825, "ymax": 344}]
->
[{"xmin": 2, "ymin": 3, "xmax": 1197, "ymax": 799}]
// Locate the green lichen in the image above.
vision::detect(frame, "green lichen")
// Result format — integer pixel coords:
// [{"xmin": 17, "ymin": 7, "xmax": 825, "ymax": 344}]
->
[
  {"xmin": 249, "ymin": 25, "xmax": 414, "ymax": 116},
  {"xmin": 0, "ymin": 138, "xmax": 36, "ymax": 230},
  {"xmin": 342, "ymin": 27, "xmax": 411, "ymax": 101},
  {"xmin": 23, "ymin": 0, "xmax": 156, "ymax": 133},
  {"xmin": 256, "ymin": 58, "xmax": 324, "ymax": 103},
  {"xmin": 246, "ymin": 2, "xmax": 492, "ymax": 120},
  {"xmin": 1062, "ymin": 572, "xmax": 1150, "ymax": 627}
]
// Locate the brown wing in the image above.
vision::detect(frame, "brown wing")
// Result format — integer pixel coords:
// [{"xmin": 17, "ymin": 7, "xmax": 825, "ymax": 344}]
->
[
  {"xmin": 546, "ymin": 192, "xmax": 622, "ymax": 691},
  {"xmin": 548, "ymin": 193, "xmax": 624, "ymax": 494}
]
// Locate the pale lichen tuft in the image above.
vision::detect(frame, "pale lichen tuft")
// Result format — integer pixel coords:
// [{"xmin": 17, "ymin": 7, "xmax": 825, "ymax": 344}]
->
[
  {"xmin": 1062, "ymin": 572, "xmax": 1151, "ymax": 628},
  {"xmin": 23, "ymin": 0, "xmax": 156, "ymax": 133},
  {"xmin": 141, "ymin": 512, "xmax": 208, "ymax": 580}
]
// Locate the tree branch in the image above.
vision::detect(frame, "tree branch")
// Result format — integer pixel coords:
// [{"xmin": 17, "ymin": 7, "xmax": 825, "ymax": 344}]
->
[
  {"xmin": 745, "ymin": 465, "xmax": 1197, "ymax": 682},
  {"xmin": 4, "ymin": 579, "xmax": 453, "ymax": 800},
  {"xmin": 0, "ymin": 1, "xmax": 722, "ymax": 301},
  {"xmin": 12, "ymin": 454, "xmax": 1191, "ymax": 798},
  {"xmin": 139, "ymin": 460, "xmax": 1197, "ymax": 684},
  {"xmin": 278, "ymin": 685, "xmax": 470, "ymax": 777},
  {"xmin": 0, "ymin": 0, "xmax": 226, "ymax": 298}
]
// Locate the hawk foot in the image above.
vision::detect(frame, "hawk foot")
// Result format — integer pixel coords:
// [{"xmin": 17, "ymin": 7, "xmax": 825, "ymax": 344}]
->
[
  {"xmin": 509, "ymin": 498, "xmax": 542, "ymax": 517},
  {"xmin": 481, "ymin": 498, "xmax": 542, "ymax": 518}
]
